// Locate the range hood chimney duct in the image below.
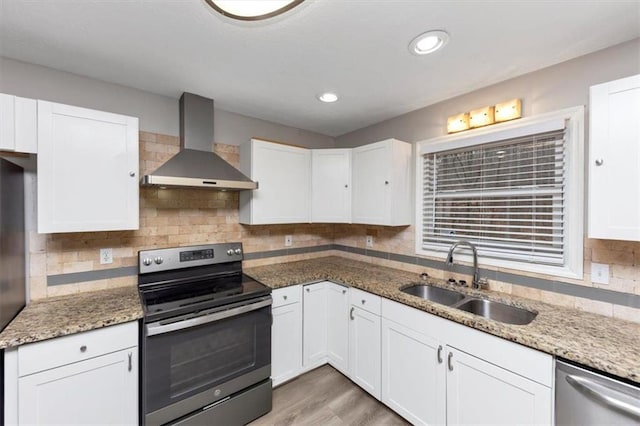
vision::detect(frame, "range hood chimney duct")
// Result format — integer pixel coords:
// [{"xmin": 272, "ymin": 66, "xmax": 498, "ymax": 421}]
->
[{"xmin": 142, "ymin": 93, "xmax": 257, "ymax": 190}]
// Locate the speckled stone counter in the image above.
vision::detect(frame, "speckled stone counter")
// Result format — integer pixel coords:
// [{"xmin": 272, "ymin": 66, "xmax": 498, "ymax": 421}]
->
[
  {"xmin": 0, "ymin": 285, "xmax": 143, "ymax": 349},
  {"xmin": 245, "ymin": 256, "xmax": 640, "ymax": 384}
]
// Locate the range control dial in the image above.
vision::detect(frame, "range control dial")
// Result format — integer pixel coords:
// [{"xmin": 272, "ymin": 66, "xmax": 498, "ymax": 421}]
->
[
  {"xmin": 154, "ymin": 257, "xmax": 164, "ymax": 265},
  {"xmin": 234, "ymin": 248, "xmax": 242, "ymax": 255},
  {"xmin": 143, "ymin": 258, "xmax": 153, "ymax": 266},
  {"xmin": 227, "ymin": 249, "xmax": 234, "ymax": 256}
]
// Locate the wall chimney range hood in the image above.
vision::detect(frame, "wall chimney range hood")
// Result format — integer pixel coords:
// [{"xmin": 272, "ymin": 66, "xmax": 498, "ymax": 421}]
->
[{"xmin": 142, "ymin": 93, "xmax": 257, "ymax": 190}]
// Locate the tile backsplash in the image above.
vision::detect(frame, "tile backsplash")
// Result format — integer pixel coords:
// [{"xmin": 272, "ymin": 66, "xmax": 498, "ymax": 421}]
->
[{"xmin": 27, "ymin": 131, "xmax": 640, "ymax": 323}]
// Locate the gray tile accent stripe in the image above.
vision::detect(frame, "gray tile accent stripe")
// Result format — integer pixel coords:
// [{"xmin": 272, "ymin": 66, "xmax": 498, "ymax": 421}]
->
[
  {"xmin": 45, "ymin": 244, "xmax": 640, "ymax": 309},
  {"xmin": 47, "ymin": 266, "xmax": 138, "ymax": 286}
]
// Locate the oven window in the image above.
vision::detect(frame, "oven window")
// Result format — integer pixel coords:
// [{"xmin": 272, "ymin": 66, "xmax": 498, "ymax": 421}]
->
[{"xmin": 144, "ymin": 305, "xmax": 271, "ymax": 413}]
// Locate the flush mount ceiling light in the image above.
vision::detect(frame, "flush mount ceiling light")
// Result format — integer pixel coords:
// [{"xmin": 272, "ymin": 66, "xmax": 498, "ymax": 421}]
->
[
  {"xmin": 205, "ymin": 0, "xmax": 305, "ymax": 21},
  {"xmin": 409, "ymin": 30, "xmax": 449, "ymax": 55},
  {"xmin": 317, "ymin": 92, "xmax": 339, "ymax": 103}
]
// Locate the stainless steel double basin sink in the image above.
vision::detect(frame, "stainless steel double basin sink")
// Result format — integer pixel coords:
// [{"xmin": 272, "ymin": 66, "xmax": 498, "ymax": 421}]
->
[{"xmin": 401, "ymin": 284, "xmax": 537, "ymax": 325}]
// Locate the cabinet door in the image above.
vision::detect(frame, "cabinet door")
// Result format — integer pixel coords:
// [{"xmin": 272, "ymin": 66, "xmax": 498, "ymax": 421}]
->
[
  {"xmin": 348, "ymin": 305, "xmax": 381, "ymax": 400},
  {"xmin": 446, "ymin": 347, "xmax": 552, "ymax": 425},
  {"xmin": 18, "ymin": 348, "xmax": 138, "ymax": 425},
  {"xmin": 326, "ymin": 283, "xmax": 349, "ymax": 375},
  {"xmin": 272, "ymin": 301, "xmax": 302, "ymax": 386},
  {"xmin": 381, "ymin": 319, "xmax": 445, "ymax": 426},
  {"xmin": 303, "ymin": 282, "xmax": 327, "ymax": 368},
  {"xmin": 311, "ymin": 149, "xmax": 351, "ymax": 223},
  {"xmin": 352, "ymin": 141, "xmax": 391, "ymax": 225},
  {"xmin": 241, "ymin": 140, "xmax": 311, "ymax": 224},
  {"xmin": 589, "ymin": 74, "xmax": 640, "ymax": 241},
  {"xmin": 37, "ymin": 101, "xmax": 139, "ymax": 233},
  {"xmin": 0, "ymin": 94, "xmax": 37, "ymax": 153}
]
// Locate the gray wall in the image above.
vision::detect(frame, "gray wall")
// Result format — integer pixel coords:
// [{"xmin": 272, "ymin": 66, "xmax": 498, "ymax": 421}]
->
[
  {"xmin": 0, "ymin": 57, "xmax": 335, "ymax": 148},
  {"xmin": 335, "ymin": 38, "xmax": 640, "ymax": 147}
]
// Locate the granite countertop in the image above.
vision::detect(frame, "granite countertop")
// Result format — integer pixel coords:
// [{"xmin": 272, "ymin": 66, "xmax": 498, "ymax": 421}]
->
[
  {"xmin": 245, "ymin": 256, "xmax": 640, "ymax": 384},
  {"xmin": 0, "ymin": 285, "xmax": 143, "ymax": 349}
]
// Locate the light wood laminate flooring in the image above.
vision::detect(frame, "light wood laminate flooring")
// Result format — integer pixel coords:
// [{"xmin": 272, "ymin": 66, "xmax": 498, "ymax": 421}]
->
[{"xmin": 249, "ymin": 365, "xmax": 410, "ymax": 426}]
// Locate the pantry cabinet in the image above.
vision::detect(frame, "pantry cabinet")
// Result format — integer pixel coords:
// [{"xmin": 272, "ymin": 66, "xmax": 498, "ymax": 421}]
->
[
  {"xmin": 271, "ymin": 285, "xmax": 303, "ymax": 386},
  {"xmin": 0, "ymin": 93, "xmax": 37, "ymax": 153},
  {"xmin": 348, "ymin": 288, "xmax": 381, "ymax": 399},
  {"xmin": 589, "ymin": 74, "xmax": 640, "ymax": 241},
  {"xmin": 239, "ymin": 139, "xmax": 311, "ymax": 224},
  {"xmin": 311, "ymin": 149, "xmax": 351, "ymax": 223},
  {"xmin": 37, "ymin": 100, "xmax": 139, "ymax": 233},
  {"xmin": 351, "ymin": 139, "xmax": 412, "ymax": 226},
  {"xmin": 5, "ymin": 322, "xmax": 139, "ymax": 426}
]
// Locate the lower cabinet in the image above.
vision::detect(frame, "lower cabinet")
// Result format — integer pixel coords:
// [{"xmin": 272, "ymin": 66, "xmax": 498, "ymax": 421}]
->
[
  {"xmin": 6, "ymin": 321, "xmax": 139, "ymax": 425},
  {"xmin": 272, "ymin": 285, "xmax": 303, "ymax": 386},
  {"xmin": 326, "ymin": 282, "xmax": 349, "ymax": 375},
  {"xmin": 349, "ymin": 288, "xmax": 381, "ymax": 400},
  {"xmin": 302, "ymin": 282, "xmax": 328, "ymax": 369}
]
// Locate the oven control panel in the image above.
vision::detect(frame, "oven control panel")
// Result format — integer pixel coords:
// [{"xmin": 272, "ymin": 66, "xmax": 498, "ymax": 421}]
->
[{"xmin": 139, "ymin": 243, "xmax": 243, "ymax": 273}]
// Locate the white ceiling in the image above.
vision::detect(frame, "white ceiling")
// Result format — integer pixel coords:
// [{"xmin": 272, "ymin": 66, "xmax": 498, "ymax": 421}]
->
[{"xmin": 1, "ymin": 1, "xmax": 639, "ymax": 137}]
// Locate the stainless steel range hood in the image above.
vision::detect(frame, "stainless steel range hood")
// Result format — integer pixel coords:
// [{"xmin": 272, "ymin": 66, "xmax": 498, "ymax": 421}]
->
[{"xmin": 142, "ymin": 93, "xmax": 257, "ymax": 190}]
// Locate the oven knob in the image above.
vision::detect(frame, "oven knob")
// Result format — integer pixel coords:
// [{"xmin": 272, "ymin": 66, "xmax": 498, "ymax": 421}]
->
[
  {"xmin": 143, "ymin": 258, "xmax": 152, "ymax": 266},
  {"xmin": 234, "ymin": 248, "xmax": 242, "ymax": 255},
  {"xmin": 154, "ymin": 257, "xmax": 163, "ymax": 265},
  {"xmin": 227, "ymin": 249, "xmax": 234, "ymax": 256}
]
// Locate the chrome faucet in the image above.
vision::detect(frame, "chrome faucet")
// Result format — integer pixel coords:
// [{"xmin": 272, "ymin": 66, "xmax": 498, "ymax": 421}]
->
[{"xmin": 446, "ymin": 240, "xmax": 482, "ymax": 290}]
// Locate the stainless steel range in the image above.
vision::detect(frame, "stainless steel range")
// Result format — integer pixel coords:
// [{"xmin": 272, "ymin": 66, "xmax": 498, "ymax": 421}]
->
[{"xmin": 138, "ymin": 243, "xmax": 272, "ymax": 426}]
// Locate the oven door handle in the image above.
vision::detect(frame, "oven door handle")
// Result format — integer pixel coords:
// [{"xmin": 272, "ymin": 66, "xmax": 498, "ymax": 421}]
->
[{"xmin": 146, "ymin": 297, "xmax": 272, "ymax": 336}]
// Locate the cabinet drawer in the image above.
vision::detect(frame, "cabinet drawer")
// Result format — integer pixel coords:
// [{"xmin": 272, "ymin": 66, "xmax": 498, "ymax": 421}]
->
[
  {"xmin": 272, "ymin": 285, "xmax": 301, "ymax": 308},
  {"xmin": 18, "ymin": 321, "xmax": 138, "ymax": 377},
  {"xmin": 350, "ymin": 288, "xmax": 381, "ymax": 315}
]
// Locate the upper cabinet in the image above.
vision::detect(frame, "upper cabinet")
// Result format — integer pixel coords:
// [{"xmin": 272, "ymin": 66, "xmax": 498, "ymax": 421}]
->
[
  {"xmin": 0, "ymin": 94, "xmax": 37, "ymax": 154},
  {"xmin": 239, "ymin": 139, "xmax": 311, "ymax": 224},
  {"xmin": 311, "ymin": 149, "xmax": 351, "ymax": 223},
  {"xmin": 37, "ymin": 101, "xmax": 139, "ymax": 233},
  {"xmin": 352, "ymin": 139, "xmax": 412, "ymax": 226},
  {"xmin": 589, "ymin": 74, "xmax": 640, "ymax": 241}
]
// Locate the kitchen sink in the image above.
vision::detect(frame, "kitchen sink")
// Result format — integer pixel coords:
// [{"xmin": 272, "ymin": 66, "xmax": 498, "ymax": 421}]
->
[
  {"xmin": 401, "ymin": 285, "xmax": 466, "ymax": 306},
  {"xmin": 455, "ymin": 298, "xmax": 537, "ymax": 325}
]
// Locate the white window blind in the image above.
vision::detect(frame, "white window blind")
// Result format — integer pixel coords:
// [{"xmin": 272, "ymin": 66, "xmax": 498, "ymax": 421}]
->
[{"xmin": 422, "ymin": 128, "xmax": 566, "ymax": 265}]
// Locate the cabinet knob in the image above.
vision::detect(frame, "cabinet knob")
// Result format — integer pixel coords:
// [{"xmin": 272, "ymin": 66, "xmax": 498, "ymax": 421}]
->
[
  {"xmin": 306, "ymin": 288, "xmax": 310, "ymax": 293},
  {"xmin": 283, "ymin": 295, "xmax": 288, "ymax": 300},
  {"xmin": 80, "ymin": 345, "xmax": 87, "ymax": 353},
  {"xmin": 595, "ymin": 159, "xmax": 604, "ymax": 166},
  {"xmin": 384, "ymin": 180, "xmax": 389, "ymax": 185},
  {"xmin": 129, "ymin": 171, "xmax": 136, "ymax": 177},
  {"xmin": 361, "ymin": 299, "xmax": 366, "ymax": 304},
  {"xmin": 342, "ymin": 289, "xmax": 347, "ymax": 294},
  {"xmin": 344, "ymin": 184, "xmax": 348, "ymax": 188}
]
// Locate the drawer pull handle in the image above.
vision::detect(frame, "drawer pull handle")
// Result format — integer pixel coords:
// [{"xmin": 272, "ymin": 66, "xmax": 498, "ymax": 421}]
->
[
  {"xmin": 80, "ymin": 345, "xmax": 87, "ymax": 353},
  {"xmin": 350, "ymin": 307, "xmax": 355, "ymax": 320},
  {"xmin": 448, "ymin": 352, "xmax": 454, "ymax": 371},
  {"xmin": 437, "ymin": 345, "xmax": 443, "ymax": 364},
  {"xmin": 128, "ymin": 352, "xmax": 133, "ymax": 372}
]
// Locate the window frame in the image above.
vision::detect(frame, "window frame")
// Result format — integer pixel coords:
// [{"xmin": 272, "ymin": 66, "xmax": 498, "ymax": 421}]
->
[{"xmin": 415, "ymin": 106, "xmax": 584, "ymax": 279}]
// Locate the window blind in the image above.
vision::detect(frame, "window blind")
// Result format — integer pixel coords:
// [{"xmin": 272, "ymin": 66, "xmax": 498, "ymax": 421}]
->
[{"xmin": 422, "ymin": 129, "xmax": 566, "ymax": 265}]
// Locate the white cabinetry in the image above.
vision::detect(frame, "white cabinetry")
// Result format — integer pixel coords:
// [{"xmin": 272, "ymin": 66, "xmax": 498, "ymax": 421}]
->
[
  {"xmin": 311, "ymin": 149, "xmax": 351, "ymax": 223},
  {"xmin": 0, "ymin": 94, "xmax": 37, "ymax": 153},
  {"xmin": 352, "ymin": 139, "xmax": 412, "ymax": 226},
  {"xmin": 326, "ymin": 282, "xmax": 349, "ymax": 375},
  {"xmin": 37, "ymin": 101, "xmax": 139, "ymax": 233},
  {"xmin": 302, "ymin": 282, "xmax": 328, "ymax": 369},
  {"xmin": 11, "ymin": 322, "xmax": 138, "ymax": 425},
  {"xmin": 240, "ymin": 139, "xmax": 311, "ymax": 224},
  {"xmin": 589, "ymin": 74, "xmax": 640, "ymax": 241},
  {"xmin": 272, "ymin": 285, "xmax": 302, "ymax": 387},
  {"xmin": 348, "ymin": 288, "xmax": 381, "ymax": 399}
]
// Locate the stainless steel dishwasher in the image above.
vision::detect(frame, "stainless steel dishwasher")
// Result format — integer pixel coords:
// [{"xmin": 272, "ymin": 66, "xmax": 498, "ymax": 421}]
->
[{"xmin": 556, "ymin": 360, "xmax": 640, "ymax": 425}]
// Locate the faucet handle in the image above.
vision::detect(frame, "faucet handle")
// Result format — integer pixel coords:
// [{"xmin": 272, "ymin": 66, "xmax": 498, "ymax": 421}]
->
[
  {"xmin": 420, "ymin": 272, "xmax": 429, "ymax": 281},
  {"xmin": 475, "ymin": 277, "xmax": 489, "ymax": 290}
]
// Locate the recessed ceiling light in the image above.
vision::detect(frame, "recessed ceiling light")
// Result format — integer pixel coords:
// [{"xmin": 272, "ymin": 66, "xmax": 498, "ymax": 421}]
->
[
  {"xmin": 409, "ymin": 30, "xmax": 449, "ymax": 55},
  {"xmin": 317, "ymin": 92, "xmax": 339, "ymax": 103},
  {"xmin": 205, "ymin": 0, "xmax": 304, "ymax": 21}
]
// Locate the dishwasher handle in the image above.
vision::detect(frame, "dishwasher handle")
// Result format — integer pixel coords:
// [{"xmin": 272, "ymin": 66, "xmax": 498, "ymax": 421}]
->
[{"xmin": 566, "ymin": 374, "xmax": 640, "ymax": 419}]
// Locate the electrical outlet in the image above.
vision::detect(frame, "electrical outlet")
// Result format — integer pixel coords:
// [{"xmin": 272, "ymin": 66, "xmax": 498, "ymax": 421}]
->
[
  {"xmin": 366, "ymin": 235, "xmax": 373, "ymax": 247},
  {"xmin": 100, "ymin": 248, "xmax": 113, "ymax": 265},
  {"xmin": 591, "ymin": 262, "xmax": 609, "ymax": 285},
  {"xmin": 284, "ymin": 235, "xmax": 293, "ymax": 247}
]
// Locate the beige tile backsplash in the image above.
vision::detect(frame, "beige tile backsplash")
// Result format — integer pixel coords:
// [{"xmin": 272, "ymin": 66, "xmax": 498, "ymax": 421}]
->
[{"xmin": 28, "ymin": 132, "xmax": 640, "ymax": 324}]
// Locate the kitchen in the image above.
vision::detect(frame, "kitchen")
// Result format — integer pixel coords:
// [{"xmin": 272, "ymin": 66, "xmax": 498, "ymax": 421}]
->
[{"xmin": 0, "ymin": 1, "xmax": 639, "ymax": 425}]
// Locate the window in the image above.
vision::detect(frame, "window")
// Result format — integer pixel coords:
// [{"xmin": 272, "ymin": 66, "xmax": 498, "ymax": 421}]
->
[{"xmin": 416, "ymin": 107, "xmax": 584, "ymax": 278}]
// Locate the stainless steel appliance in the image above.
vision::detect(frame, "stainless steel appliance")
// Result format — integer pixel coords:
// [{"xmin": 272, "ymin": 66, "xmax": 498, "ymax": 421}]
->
[
  {"xmin": 0, "ymin": 157, "xmax": 26, "ymax": 426},
  {"xmin": 138, "ymin": 242, "xmax": 272, "ymax": 426},
  {"xmin": 556, "ymin": 359, "xmax": 640, "ymax": 425}
]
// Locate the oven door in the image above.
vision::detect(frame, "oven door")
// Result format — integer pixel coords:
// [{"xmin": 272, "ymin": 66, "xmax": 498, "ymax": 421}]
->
[{"xmin": 144, "ymin": 296, "xmax": 271, "ymax": 426}]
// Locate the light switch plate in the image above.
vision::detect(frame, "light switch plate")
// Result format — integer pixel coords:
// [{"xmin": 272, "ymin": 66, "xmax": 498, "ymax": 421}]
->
[
  {"xmin": 591, "ymin": 262, "xmax": 609, "ymax": 285},
  {"xmin": 366, "ymin": 235, "xmax": 373, "ymax": 247},
  {"xmin": 100, "ymin": 248, "xmax": 113, "ymax": 265},
  {"xmin": 284, "ymin": 235, "xmax": 292, "ymax": 247}
]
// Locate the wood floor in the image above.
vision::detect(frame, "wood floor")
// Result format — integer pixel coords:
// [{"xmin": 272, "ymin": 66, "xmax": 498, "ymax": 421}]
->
[{"xmin": 249, "ymin": 365, "xmax": 410, "ymax": 426}]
